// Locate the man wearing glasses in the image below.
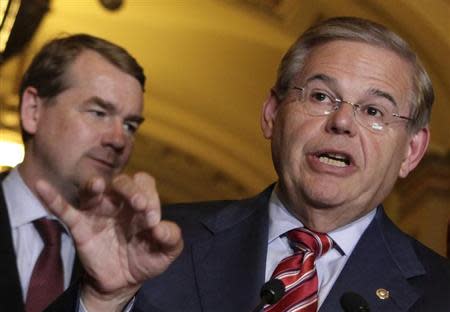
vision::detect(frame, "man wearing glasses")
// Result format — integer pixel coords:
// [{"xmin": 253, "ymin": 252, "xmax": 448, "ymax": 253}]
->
[{"xmin": 43, "ymin": 17, "xmax": 450, "ymax": 311}]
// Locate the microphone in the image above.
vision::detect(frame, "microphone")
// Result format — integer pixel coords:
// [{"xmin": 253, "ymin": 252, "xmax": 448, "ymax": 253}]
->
[
  {"xmin": 340, "ymin": 292, "xmax": 370, "ymax": 312},
  {"xmin": 251, "ymin": 279, "xmax": 285, "ymax": 312}
]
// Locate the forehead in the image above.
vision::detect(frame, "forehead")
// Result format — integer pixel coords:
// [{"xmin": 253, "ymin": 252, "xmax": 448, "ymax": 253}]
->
[
  {"xmin": 298, "ymin": 40, "xmax": 414, "ymax": 105},
  {"xmin": 65, "ymin": 50, "xmax": 131, "ymax": 86},
  {"xmin": 62, "ymin": 50, "xmax": 143, "ymax": 113}
]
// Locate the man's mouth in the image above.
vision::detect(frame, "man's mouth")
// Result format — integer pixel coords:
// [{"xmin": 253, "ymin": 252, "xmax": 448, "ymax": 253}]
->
[
  {"xmin": 86, "ymin": 148, "xmax": 122, "ymax": 173},
  {"xmin": 94, "ymin": 158, "xmax": 115, "ymax": 168},
  {"xmin": 89, "ymin": 155, "xmax": 118, "ymax": 170},
  {"xmin": 317, "ymin": 152, "xmax": 351, "ymax": 167}
]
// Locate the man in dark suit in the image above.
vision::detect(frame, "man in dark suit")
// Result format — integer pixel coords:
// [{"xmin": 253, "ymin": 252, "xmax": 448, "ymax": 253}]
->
[
  {"xmin": 42, "ymin": 17, "xmax": 450, "ymax": 311},
  {"xmin": 0, "ymin": 34, "xmax": 147, "ymax": 311}
]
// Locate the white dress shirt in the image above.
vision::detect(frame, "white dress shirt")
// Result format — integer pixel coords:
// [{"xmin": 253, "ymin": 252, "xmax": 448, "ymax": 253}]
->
[
  {"xmin": 2, "ymin": 168, "xmax": 76, "ymax": 300},
  {"xmin": 265, "ymin": 190, "xmax": 376, "ymax": 308}
]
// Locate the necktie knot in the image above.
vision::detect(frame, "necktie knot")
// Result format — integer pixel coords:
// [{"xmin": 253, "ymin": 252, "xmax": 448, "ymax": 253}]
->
[
  {"xmin": 287, "ymin": 227, "xmax": 333, "ymax": 258},
  {"xmin": 265, "ymin": 228, "xmax": 333, "ymax": 312},
  {"xmin": 34, "ymin": 218, "xmax": 61, "ymax": 247}
]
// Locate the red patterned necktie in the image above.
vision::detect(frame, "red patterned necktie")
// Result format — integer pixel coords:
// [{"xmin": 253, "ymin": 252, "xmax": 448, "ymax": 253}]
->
[
  {"xmin": 25, "ymin": 218, "xmax": 64, "ymax": 312},
  {"xmin": 264, "ymin": 228, "xmax": 333, "ymax": 312}
]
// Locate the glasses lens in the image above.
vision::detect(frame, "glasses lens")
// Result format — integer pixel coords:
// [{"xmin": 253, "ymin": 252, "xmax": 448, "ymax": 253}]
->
[
  {"xmin": 355, "ymin": 102, "xmax": 396, "ymax": 131},
  {"xmin": 300, "ymin": 87, "xmax": 336, "ymax": 116}
]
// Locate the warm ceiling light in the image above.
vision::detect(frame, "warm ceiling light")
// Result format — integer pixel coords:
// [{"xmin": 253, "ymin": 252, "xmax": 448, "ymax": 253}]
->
[
  {"xmin": 0, "ymin": 0, "xmax": 13, "ymax": 25},
  {"xmin": 0, "ymin": 0, "xmax": 50, "ymax": 63},
  {"xmin": 0, "ymin": 129, "xmax": 24, "ymax": 168},
  {"xmin": 0, "ymin": 0, "xmax": 21, "ymax": 55}
]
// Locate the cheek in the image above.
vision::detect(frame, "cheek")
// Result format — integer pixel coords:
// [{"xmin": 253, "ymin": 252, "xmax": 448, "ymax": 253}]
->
[
  {"xmin": 41, "ymin": 109, "xmax": 79, "ymax": 139},
  {"xmin": 275, "ymin": 116, "xmax": 317, "ymax": 169},
  {"xmin": 120, "ymin": 139, "xmax": 135, "ymax": 161},
  {"xmin": 364, "ymin": 132, "xmax": 405, "ymax": 179}
]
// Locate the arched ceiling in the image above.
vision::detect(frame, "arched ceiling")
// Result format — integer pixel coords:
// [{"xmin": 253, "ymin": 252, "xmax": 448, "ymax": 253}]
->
[{"xmin": 1, "ymin": 0, "xmax": 449, "ymax": 203}]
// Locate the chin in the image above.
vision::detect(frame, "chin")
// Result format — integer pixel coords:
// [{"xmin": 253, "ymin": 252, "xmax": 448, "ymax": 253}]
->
[
  {"xmin": 76, "ymin": 168, "xmax": 112, "ymax": 188},
  {"xmin": 300, "ymin": 187, "xmax": 348, "ymax": 209},
  {"xmin": 305, "ymin": 198, "xmax": 344, "ymax": 210}
]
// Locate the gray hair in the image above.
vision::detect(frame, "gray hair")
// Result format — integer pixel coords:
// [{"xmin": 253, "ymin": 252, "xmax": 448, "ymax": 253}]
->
[{"xmin": 273, "ymin": 16, "xmax": 433, "ymax": 133}]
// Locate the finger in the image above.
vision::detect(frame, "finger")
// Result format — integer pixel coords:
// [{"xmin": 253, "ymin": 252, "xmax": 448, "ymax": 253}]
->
[
  {"xmin": 36, "ymin": 180, "xmax": 81, "ymax": 229},
  {"xmin": 151, "ymin": 221, "xmax": 183, "ymax": 258},
  {"xmin": 78, "ymin": 176, "xmax": 107, "ymax": 210},
  {"xmin": 133, "ymin": 172, "xmax": 160, "ymax": 209},
  {"xmin": 112, "ymin": 173, "xmax": 161, "ymax": 226},
  {"xmin": 133, "ymin": 172, "xmax": 161, "ymax": 226}
]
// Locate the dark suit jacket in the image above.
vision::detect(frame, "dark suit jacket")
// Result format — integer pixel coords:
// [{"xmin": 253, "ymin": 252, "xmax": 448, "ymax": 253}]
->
[
  {"xmin": 0, "ymin": 171, "xmax": 81, "ymax": 312},
  {"xmin": 47, "ymin": 185, "xmax": 450, "ymax": 311}
]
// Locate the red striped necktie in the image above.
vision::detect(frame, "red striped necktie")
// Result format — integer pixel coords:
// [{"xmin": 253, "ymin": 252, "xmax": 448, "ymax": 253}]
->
[{"xmin": 264, "ymin": 228, "xmax": 333, "ymax": 312}]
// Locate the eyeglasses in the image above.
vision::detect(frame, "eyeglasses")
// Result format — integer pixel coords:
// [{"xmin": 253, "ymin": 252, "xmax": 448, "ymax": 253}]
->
[{"xmin": 292, "ymin": 86, "xmax": 413, "ymax": 132}]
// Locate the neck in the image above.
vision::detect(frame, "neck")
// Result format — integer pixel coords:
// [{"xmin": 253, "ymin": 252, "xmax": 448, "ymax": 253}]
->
[
  {"xmin": 18, "ymin": 154, "xmax": 78, "ymax": 209},
  {"xmin": 275, "ymin": 184, "xmax": 375, "ymax": 233}
]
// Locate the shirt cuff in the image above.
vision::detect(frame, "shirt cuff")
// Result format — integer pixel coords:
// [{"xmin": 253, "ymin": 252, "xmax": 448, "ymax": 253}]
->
[{"xmin": 78, "ymin": 296, "xmax": 136, "ymax": 312}]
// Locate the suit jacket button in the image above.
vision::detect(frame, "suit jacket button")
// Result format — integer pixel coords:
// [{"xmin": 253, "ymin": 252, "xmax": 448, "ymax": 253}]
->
[{"xmin": 376, "ymin": 288, "xmax": 390, "ymax": 300}]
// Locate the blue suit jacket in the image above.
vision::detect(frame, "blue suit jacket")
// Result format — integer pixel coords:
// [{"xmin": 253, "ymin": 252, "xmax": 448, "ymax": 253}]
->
[{"xmin": 47, "ymin": 186, "xmax": 450, "ymax": 311}]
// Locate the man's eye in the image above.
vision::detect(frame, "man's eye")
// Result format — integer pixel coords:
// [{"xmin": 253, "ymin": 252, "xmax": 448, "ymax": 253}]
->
[
  {"xmin": 363, "ymin": 105, "xmax": 385, "ymax": 118},
  {"xmin": 310, "ymin": 91, "xmax": 332, "ymax": 103},
  {"xmin": 89, "ymin": 110, "xmax": 107, "ymax": 117},
  {"xmin": 123, "ymin": 122, "xmax": 139, "ymax": 134}
]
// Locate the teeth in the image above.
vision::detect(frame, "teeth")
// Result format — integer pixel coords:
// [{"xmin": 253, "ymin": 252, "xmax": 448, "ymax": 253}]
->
[
  {"xmin": 319, "ymin": 155, "xmax": 347, "ymax": 167},
  {"xmin": 327, "ymin": 153, "xmax": 346, "ymax": 160}
]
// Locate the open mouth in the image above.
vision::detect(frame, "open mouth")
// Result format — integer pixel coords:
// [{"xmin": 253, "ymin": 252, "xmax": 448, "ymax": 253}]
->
[{"xmin": 317, "ymin": 152, "xmax": 351, "ymax": 167}]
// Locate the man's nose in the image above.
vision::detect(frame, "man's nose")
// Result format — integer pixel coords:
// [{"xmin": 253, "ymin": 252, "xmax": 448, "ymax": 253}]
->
[
  {"xmin": 102, "ymin": 119, "xmax": 126, "ymax": 151},
  {"xmin": 324, "ymin": 101, "xmax": 358, "ymax": 136}
]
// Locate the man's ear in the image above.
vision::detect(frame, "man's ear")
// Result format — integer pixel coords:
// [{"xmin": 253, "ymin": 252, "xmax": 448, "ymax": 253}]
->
[
  {"xmin": 399, "ymin": 127, "xmax": 430, "ymax": 178},
  {"xmin": 20, "ymin": 87, "xmax": 44, "ymax": 136},
  {"xmin": 261, "ymin": 89, "xmax": 281, "ymax": 139}
]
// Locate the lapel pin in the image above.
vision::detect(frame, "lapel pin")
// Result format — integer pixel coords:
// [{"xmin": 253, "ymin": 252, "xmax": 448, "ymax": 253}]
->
[{"xmin": 376, "ymin": 288, "xmax": 390, "ymax": 300}]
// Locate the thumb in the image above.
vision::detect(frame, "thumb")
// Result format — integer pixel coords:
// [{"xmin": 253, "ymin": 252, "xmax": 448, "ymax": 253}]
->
[{"xmin": 36, "ymin": 180, "xmax": 80, "ymax": 230}]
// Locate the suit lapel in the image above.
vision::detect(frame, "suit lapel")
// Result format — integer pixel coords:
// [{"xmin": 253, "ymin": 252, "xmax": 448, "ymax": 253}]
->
[
  {"xmin": 320, "ymin": 207, "xmax": 424, "ymax": 312},
  {"xmin": 69, "ymin": 254, "xmax": 83, "ymax": 285},
  {"xmin": 0, "ymin": 173, "xmax": 25, "ymax": 311},
  {"xmin": 193, "ymin": 188, "xmax": 272, "ymax": 312}
]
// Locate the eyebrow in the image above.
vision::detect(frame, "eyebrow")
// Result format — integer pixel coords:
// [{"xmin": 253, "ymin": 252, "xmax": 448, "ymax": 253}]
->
[
  {"xmin": 303, "ymin": 74, "xmax": 398, "ymax": 107},
  {"xmin": 304, "ymin": 74, "xmax": 338, "ymax": 88},
  {"xmin": 87, "ymin": 96, "xmax": 145, "ymax": 124},
  {"xmin": 367, "ymin": 88, "xmax": 398, "ymax": 107}
]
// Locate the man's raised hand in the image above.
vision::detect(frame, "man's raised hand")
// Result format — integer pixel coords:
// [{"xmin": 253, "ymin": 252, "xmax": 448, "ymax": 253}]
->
[{"xmin": 36, "ymin": 172, "xmax": 183, "ymax": 311}]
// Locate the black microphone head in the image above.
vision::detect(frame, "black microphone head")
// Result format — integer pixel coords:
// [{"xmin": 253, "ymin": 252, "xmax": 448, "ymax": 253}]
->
[
  {"xmin": 260, "ymin": 279, "xmax": 285, "ymax": 305},
  {"xmin": 340, "ymin": 292, "xmax": 370, "ymax": 312}
]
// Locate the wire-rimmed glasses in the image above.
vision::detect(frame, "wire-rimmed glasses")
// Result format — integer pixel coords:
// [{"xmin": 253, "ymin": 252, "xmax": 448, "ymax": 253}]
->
[{"xmin": 292, "ymin": 86, "xmax": 413, "ymax": 132}]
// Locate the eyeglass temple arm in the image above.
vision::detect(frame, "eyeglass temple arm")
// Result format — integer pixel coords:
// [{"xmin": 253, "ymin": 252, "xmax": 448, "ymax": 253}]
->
[{"xmin": 392, "ymin": 113, "xmax": 413, "ymax": 121}]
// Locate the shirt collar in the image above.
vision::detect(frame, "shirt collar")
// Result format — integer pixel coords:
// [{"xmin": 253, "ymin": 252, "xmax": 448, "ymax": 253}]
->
[
  {"xmin": 268, "ymin": 190, "xmax": 303, "ymax": 243},
  {"xmin": 267, "ymin": 188, "xmax": 376, "ymax": 256},
  {"xmin": 2, "ymin": 168, "xmax": 51, "ymax": 228}
]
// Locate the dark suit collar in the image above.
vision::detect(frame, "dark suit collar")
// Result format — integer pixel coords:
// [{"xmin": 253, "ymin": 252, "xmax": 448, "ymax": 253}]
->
[
  {"xmin": 192, "ymin": 185, "xmax": 274, "ymax": 312},
  {"xmin": 0, "ymin": 171, "xmax": 25, "ymax": 311},
  {"xmin": 375, "ymin": 207, "xmax": 425, "ymax": 278},
  {"xmin": 199, "ymin": 184, "xmax": 274, "ymax": 234},
  {"xmin": 320, "ymin": 205, "xmax": 425, "ymax": 312}
]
